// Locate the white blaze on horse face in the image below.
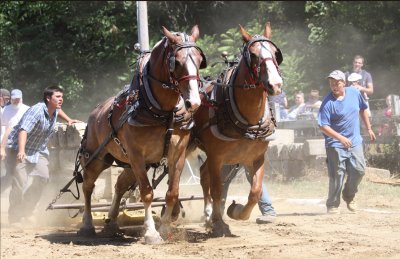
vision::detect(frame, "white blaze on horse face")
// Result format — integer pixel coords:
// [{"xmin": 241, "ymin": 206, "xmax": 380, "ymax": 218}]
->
[
  {"xmin": 185, "ymin": 55, "xmax": 201, "ymax": 111},
  {"xmin": 260, "ymin": 42, "xmax": 283, "ymax": 92}
]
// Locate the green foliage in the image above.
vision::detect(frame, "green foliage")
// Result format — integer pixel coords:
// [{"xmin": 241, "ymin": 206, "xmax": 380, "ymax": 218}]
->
[
  {"xmin": 218, "ymin": 28, "xmax": 241, "ymax": 61},
  {"xmin": 0, "ymin": 1, "xmax": 137, "ymax": 118},
  {"xmin": 196, "ymin": 34, "xmax": 222, "ymax": 78},
  {"xmin": 280, "ymin": 50, "xmax": 309, "ymax": 103},
  {"xmin": 1, "ymin": 1, "xmax": 400, "ymax": 118}
]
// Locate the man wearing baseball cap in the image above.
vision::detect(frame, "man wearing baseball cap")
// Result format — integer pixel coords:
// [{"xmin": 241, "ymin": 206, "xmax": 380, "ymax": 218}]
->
[
  {"xmin": 1, "ymin": 89, "xmax": 30, "ymax": 193},
  {"xmin": 318, "ymin": 70, "xmax": 376, "ymax": 214}
]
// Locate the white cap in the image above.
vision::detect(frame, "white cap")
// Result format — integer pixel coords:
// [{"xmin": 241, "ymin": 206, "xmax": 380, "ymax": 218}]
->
[
  {"xmin": 348, "ymin": 73, "xmax": 362, "ymax": 82},
  {"xmin": 11, "ymin": 89, "xmax": 22, "ymax": 99}
]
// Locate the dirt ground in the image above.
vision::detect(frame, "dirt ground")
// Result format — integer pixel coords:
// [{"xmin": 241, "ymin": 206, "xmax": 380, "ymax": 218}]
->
[{"xmin": 1, "ymin": 174, "xmax": 400, "ymax": 259}]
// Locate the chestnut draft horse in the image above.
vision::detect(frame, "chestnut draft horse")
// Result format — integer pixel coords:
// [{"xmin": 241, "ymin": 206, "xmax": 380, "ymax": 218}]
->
[
  {"xmin": 78, "ymin": 25, "xmax": 206, "ymax": 244},
  {"xmin": 191, "ymin": 22, "xmax": 283, "ymax": 236}
]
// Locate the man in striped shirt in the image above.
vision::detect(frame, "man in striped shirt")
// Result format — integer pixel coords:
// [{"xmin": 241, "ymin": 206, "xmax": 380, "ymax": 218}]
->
[{"xmin": 6, "ymin": 85, "xmax": 67, "ymax": 224}]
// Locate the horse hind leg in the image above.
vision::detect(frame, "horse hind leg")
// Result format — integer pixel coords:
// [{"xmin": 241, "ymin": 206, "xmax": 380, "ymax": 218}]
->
[
  {"xmin": 78, "ymin": 156, "xmax": 112, "ymax": 236},
  {"xmin": 102, "ymin": 168, "xmax": 137, "ymax": 236}
]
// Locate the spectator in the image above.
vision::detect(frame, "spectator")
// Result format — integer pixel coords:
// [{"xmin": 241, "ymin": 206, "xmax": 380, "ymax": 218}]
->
[
  {"xmin": 346, "ymin": 55, "xmax": 374, "ymax": 112},
  {"xmin": 383, "ymin": 94, "xmax": 393, "ymax": 117},
  {"xmin": 1, "ymin": 89, "xmax": 80, "ymax": 194},
  {"xmin": 318, "ymin": 70, "xmax": 376, "ymax": 214},
  {"xmin": 1, "ymin": 90, "xmax": 30, "ymax": 193},
  {"xmin": 220, "ymin": 164, "xmax": 276, "ymax": 224},
  {"xmin": 287, "ymin": 92, "xmax": 306, "ymax": 120},
  {"xmin": 1, "ymin": 88, "xmax": 11, "ymax": 141},
  {"xmin": 269, "ymin": 90, "xmax": 288, "ymax": 120},
  {"xmin": 5, "ymin": 86, "xmax": 80, "ymax": 225},
  {"xmin": 378, "ymin": 94, "xmax": 394, "ymax": 136},
  {"xmin": 304, "ymin": 89, "xmax": 322, "ymax": 118},
  {"xmin": 0, "ymin": 88, "xmax": 11, "ymax": 110},
  {"xmin": 347, "ymin": 72, "xmax": 365, "ymax": 93},
  {"xmin": 347, "ymin": 72, "xmax": 371, "ymax": 116}
]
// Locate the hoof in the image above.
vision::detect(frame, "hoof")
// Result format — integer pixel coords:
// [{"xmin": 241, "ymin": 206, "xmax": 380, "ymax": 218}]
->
[
  {"xmin": 144, "ymin": 234, "xmax": 164, "ymax": 245},
  {"xmin": 171, "ymin": 203, "xmax": 181, "ymax": 221},
  {"xmin": 144, "ymin": 228, "xmax": 164, "ymax": 244},
  {"xmin": 161, "ymin": 203, "xmax": 181, "ymax": 222},
  {"xmin": 227, "ymin": 200, "xmax": 244, "ymax": 220},
  {"xmin": 210, "ymin": 219, "xmax": 231, "ymax": 237},
  {"xmin": 101, "ymin": 222, "xmax": 124, "ymax": 237},
  {"xmin": 211, "ymin": 225, "xmax": 231, "ymax": 237},
  {"xmin": 77, "ymin": 227, "xmax": 96, "ymax": 237}
]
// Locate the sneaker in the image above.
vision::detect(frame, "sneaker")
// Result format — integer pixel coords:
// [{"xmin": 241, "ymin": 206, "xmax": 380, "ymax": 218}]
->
[
  {"xmin": 256, "ymin": 214, "xmax": 276, "ymax": 224},
  {"xmin": 327, "ymin": 207, "xmax": 340, "ymax": 214},
  {"xmin": 346, "ymin": 200, "xmax": 357, "ymax": 212}
]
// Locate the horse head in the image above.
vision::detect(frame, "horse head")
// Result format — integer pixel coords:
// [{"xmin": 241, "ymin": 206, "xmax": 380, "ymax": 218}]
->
[
  {"xmin": 239, "ymin": 22, "xmax": 283, "ymax": 96},
  {"xmin": 149, "ymin": 25, "xmax": 206, "ymax": 113}
]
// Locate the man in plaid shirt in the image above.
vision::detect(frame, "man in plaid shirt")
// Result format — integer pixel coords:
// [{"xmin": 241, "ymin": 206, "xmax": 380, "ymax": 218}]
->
[{"xmin": 6, "ymin": 85, "xmax": 67, "ymax": 224}]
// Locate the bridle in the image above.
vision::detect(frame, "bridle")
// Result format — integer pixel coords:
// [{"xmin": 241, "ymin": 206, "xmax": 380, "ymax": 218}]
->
[
  {"xmin": 147, "ymin": 33, "xmax": 207, "ymax": 93},
  {"xmin": 240, "ymin": 35, "xmax": 282, "ymax": 91}
]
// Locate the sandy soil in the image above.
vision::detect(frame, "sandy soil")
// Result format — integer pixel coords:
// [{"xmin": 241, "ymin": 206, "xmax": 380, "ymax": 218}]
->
[{"xmin": 1, "ymin": 175, "xmax": 400, "ymax": 259}]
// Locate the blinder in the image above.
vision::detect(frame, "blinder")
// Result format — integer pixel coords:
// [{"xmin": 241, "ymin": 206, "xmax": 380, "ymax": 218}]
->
[
  {"xmin": 168, "ymin": 33, "xmax": 207, "ymax": 73},
  {"xmin": 242, "ymin": 36, "xmax": 283, "ymax": 66},
  {"xmin": 199, "ymin": 51, "xmax": 207, "ymax": 69},
  {"xmin": 169, "ymin": 48, "xmax": 206, "ymax": 73},
  {"xmin": 169, "ymin": 54, "xmax": 176, "ymax": 73}
]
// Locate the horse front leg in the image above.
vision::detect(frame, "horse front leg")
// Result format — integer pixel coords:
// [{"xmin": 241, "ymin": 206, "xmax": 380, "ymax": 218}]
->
[
  {"xmin": 102, "ymin": 168, "xmax": 136, "ymax": 236},
  {"xmin": 78, "ymin": 160, "xmax": 108, "ymax": 236},
  {"xmin": 133, "ymin": 164, "xmax": 163, "ymax": 244},
  {"xmin": 208, "ymin": 160, "xmax": 231, "ymax": 237},
  {"xmin": 199, "ymin": 159, "xmax": 213, "ymax": 228},
  {"xmin": 227, "ymin": 158, "xmax": 264, "ymax": 220},
  {"xmin": 158, "ymin": 153, "xmax": 186, "ymax": 238}
]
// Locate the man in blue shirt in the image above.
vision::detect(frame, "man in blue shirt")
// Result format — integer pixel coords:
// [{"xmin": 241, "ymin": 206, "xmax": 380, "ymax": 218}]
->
[
  {"xmin": 318, "ymin": 70, "xmax": 376, "ymax": 214},
  {"xmin": 7, "ymin": 86, "xmax": 66, "ymax": 224}
]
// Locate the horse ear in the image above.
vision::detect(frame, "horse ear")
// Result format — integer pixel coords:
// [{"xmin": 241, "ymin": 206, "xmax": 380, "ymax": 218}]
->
[
  {"xmin": 264, "ymin": 22, "xmax": 271, "ymax": 39},
  {"xmin": 239, "ymin": 24, "xmax": 252, "ymax": 43},
  {"xmin": 190, "ymin": 25, "xmax": 199, "ymax": 42},
  {"xmin": 162, "ymin": 26, "xmax": 179, "ymax": 44}
]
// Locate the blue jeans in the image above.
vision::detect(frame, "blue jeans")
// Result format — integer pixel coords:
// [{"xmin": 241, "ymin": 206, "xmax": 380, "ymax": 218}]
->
[
  {"xmin": 326, "ymin": 144, "xmax": 366, "ymax": 208},
  {"xmin": 221, "ymin": 164, "xmax": 275, "ymax": 216}
]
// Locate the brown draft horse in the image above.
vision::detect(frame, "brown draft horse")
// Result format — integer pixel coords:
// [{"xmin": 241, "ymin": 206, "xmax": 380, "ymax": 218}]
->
[
  {"xmin": 78, "ymin": 25, "xmax": 205, "ymax": 244},
  {"xmin": 191, "ymin": 22, "xmax": 283, "ymax": 237}
]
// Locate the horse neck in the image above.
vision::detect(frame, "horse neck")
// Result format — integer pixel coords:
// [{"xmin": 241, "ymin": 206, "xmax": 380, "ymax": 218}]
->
[
  {"xmin": 231, "ymin": 61, "xmax": 267, "ymax": 125},
  {"xmin": 148, "ymin": 40, "xmax": 180, "ymax": 111}
]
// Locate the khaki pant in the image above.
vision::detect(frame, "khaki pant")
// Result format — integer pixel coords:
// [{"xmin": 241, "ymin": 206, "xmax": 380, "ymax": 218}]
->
[{"xmin": 8, "ymin": 150, "xmax": 49, "ymax": 223}]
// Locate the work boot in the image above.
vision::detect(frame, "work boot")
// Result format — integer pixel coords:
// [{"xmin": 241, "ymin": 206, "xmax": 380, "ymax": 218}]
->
[
  {"xmin": 346, "ymin": 200, "xmax": 357, "ymax": 212},
  {"xmin": 327, "ymin": 207, "xmax": 340, "ymax": 214}
]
